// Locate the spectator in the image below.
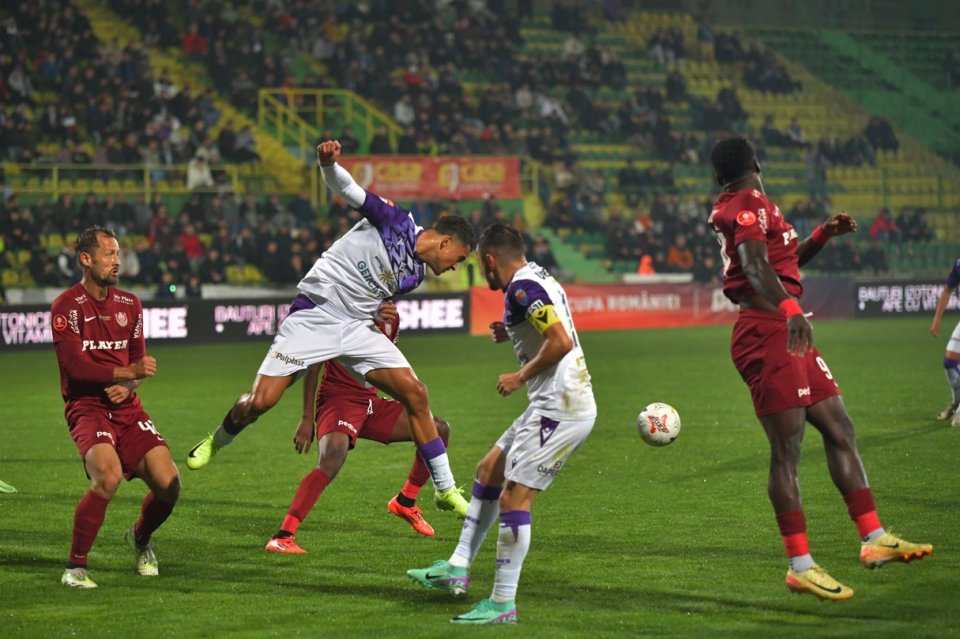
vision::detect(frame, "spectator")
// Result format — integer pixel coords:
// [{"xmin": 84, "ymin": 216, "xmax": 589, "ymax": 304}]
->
[
  {"xmin": 186, "ymin": 151, "xmax": 214, "ymax": 189},
  {"xmin": 867, "ymin": 208, "xmax": 900, "ymax": 241},
  {"xmin": 369, "ymin": 125, "xmax": 392, "ymax": 154},
  {"xmin": 233, "ymin": 125, "xmax": 260, "ymax": 163}
]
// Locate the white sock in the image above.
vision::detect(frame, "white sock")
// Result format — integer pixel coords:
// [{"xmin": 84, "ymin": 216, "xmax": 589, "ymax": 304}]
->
[
  {"xmin": 491, "ymin": 510, "xmax": 531, "ymax": 603},
  {"xmin": 213, "ymin": 426, "xmax": 235, "ymax": 448},
  {"xmin": 450, "ymin": 496, "xmax": 500, "ymax": 568},
  {"xmin": 788, "ymin": 553, "xmax": 815, "ymax": 572},
  {"xmin": 945, "ymin": 363, "xmax": 960, "ymax": 403},
  {"xmin": 424, "ymin": 452, "xmax": 455, "ymax": 492},
  {"xmin": 863, "ymin": 527, "xmax": 885, "ymax": 542}
]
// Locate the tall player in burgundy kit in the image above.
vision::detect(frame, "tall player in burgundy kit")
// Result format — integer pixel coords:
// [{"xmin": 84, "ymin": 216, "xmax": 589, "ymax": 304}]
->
[
  {"xmin": 708, "ymin": 138, "xmax": 932, "ymax": 601},
  {"xmin": 51, "ymin": 226, "xmax": 180, "ymax": 589}
]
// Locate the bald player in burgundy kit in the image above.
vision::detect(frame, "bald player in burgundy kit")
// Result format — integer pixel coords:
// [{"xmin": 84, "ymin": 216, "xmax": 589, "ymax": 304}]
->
[
  {"xmin": 708, "ymin": 137, "xmax": 932, "ymax": 601},
  {"xmin": 52, "ymin": 226, "xmax": 180, "ymax": 589}
]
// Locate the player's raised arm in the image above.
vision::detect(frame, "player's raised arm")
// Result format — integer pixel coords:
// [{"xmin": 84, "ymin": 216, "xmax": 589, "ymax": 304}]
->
[
  {"xmin": 317, "ymin": 140, "xmax": 366, "ymax": 209},
  {"xmin": 797, "ymin": 212, "xmax": 857, "ymax": 268}
]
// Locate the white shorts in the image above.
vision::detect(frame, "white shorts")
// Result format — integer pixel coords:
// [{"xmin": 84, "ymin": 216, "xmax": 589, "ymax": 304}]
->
[
  {"xmin": 948, "ymin": 320, "xmax": 960, "ymax": 354},
  {"xmin": 257, "ymin": 297, "xmax": 410, "ymax": 378},
  {"xmin": 495, "ymin": 405, "xmax": 595, "ymax": 491}
]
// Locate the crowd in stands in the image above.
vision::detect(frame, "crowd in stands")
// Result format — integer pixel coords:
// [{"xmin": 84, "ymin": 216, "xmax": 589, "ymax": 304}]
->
[
  {"xmin": 945, "ymin": 49, "xmax": 960, "ymax": 90},
  {"xmin": 0, "ymin": 0, "xmax": 943, "ymax": 296}
]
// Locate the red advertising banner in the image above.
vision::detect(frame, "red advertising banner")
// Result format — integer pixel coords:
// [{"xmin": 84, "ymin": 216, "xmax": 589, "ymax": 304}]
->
[
  {"xmin": 338, "ymin": 156, "xmax": 522, "ymax": 199},
  {"xmin": 470, "ymin": 284, "xmax": 741, "ymax": 335}
]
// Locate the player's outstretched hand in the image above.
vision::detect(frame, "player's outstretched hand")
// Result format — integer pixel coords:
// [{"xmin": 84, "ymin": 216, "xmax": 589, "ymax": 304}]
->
[
  {"xmin": 931, "ymin": 318, "xmax": 941, "ymax": 337},
  {"xmin": 490, "ymin": 321, "xmax": 509, "ymax": 343},
  {"xmin": 786, "ymin": 315, "xmax": 814, "ymax": 356},
  {"xmin": 131, "ymin": 355, "xmax": 157, "ymax": 379},
  {"xmin": 293, "ymin": 416, "xmax": 315, "ymax": 454},
  {"xmin": 822, "ymin": 212, "xmax": 858, "ymax": 237},
  {"xmin": 316, "ymin": 140, "xmax": 342, "ymax": 167}
]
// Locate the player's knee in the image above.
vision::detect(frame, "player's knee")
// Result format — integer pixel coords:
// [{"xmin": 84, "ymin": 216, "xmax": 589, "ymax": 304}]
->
[
  {"xmin": 434, "ymin": 417, "xmax": 450, "ymax": 442},
  {"xmin": 91, "ymin": 471, "xmax": 122, "ymax": 498},
  {"xmin": 399, "ymin": 379, "xmax": 430, "ymax": 415},
  {"xmin": 157, "ymin": 474, "xmax": 181, "ymax": 504}
]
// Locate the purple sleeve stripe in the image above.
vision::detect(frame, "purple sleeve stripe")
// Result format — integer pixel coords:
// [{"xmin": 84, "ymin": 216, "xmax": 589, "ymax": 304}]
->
[
  {"xmin": 416, "ymin": 437, "xmax": 447, "ymax": 460},
  {"xmin": 472, "ymin": 480, "xmax": 503, "ymax": 501}
]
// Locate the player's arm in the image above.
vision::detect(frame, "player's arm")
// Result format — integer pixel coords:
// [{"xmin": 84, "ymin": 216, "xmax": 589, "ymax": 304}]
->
[
  {"xmin": 738, "ymin": 239, "xmax": 813, "ymax": 356},
  {"xmin": 317, "ymin": 140, "xmax": 366, "ymax": 209},
  {"xmin": 497, "ymin": 305, "xmax": 573, "ymax": 397},
  {"xmin": 295, "ymin": 363, "xmax": 322, "ymax": 453},
  {"xmin": 931, "ymin": 284, "xmax": 955, "ymax": 337},
  {"xmin": 797, "ymin": 212, "xmax": 857, "ymax": 267}
]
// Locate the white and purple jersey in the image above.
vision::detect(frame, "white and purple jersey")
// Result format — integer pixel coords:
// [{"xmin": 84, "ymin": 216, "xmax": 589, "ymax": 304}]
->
[
  {"xmin": 298, "ymin": 192, "xmax": 425, "ymax": 319},
  {"xmin": 503, "ymin": 262, "xmax": 596, "ymax": 420}
]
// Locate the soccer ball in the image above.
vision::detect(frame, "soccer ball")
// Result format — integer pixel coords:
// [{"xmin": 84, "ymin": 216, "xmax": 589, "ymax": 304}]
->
[{"xmin": 637, "ymin": 402, "xmax": 681, "ymax": 447}]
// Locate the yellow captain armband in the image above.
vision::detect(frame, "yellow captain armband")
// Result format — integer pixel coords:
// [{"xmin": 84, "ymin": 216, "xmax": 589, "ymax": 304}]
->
[{"xmin": 528, "ymin": 304, "xmax": 561, "ymax": 334}]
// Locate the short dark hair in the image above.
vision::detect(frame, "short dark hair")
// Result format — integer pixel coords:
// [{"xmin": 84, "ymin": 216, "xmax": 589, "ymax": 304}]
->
[
  {"xmin": 710, "ymin": 136, "xmax": 757, "ymax": 187},
  {"xmin": 434, "ymin": 214, "xmax": 476, "ymax": 250},
  {"xmin": 478, "ymin": 222, "xmax": 525, "ymax": 261},
  {"xmin": 75, "ymin": 225, "xmax": 116, "ymax": 265}
]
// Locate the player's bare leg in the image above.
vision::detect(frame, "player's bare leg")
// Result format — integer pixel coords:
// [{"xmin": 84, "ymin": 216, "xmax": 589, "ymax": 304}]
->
[
  {"xmin": 187, "ymin": 373, "xmax": 296, "ymax": 470},
  {"xmin": 267, "ymin": 432, "xmax": 349, "ymax": 554},
  {"xmin": 387, "ymin": 416, "xmax": 450, "ymax": 536},
  {"xmin": 366, "ymin": 367, "xmax": 466, "ymax": 516},
  {"xmin": 62, "ymin": 444, "xmax": 122, "ymax": 589},
  {"xmin": 807, "ymin": 396, "xmax": 933, "ymax": 569},
  {"xmin": 940, "ymin": 352, "xmax": 960, "ymax": 423},
  {"xmin": 127, "ymin": 447, "xmax": 180, "ymax": 576},
  {"xmin": 761, "ymin": 409, "xmax": 854, "ymax": 600}
]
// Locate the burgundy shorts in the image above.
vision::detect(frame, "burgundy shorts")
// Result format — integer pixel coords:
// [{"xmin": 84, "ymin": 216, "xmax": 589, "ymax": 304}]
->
[
  {"xmin": 68, "ymin": 405, "xmax": 168, "ymax": 480},
  {"xmin": 315, "ymin": 394, "xmax": 404, "ymax": 448},
  {"xmin": 731, "ymin": 309, "xmax": 841, "ymax": 417}
]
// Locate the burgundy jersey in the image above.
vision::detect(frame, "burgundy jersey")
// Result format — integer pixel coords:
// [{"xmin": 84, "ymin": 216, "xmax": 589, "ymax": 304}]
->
[
  {"xmin": 316, "ymin": 317, "xmax": 400, "ymax": 402},
  {"xmin": 708, "ymin": 188, "xmax": 803, "ymax": 304},
  {"xmin": 51, "ymin": 283, "xmax": 145, "ymax": 415}
]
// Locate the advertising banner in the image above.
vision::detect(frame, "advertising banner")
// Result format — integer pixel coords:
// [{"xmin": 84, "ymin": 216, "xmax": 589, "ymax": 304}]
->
[
  {"xmin": 470, "ymin": 284, "xmax": 741, "ymax": 335},
  {"xmin": 854, "ymin": 280, "xmax": 957, "ymax": 317},
  {"xmin": 338, "ymin": 156, "xmax": 522, "ymax": 199},
  {"xmin": 0, "ymin": 293, "xmax": 469, "ymax": 351}
]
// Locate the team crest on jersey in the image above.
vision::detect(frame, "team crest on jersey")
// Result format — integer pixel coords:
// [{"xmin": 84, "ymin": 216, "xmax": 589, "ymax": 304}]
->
[
  {"xmin": 53, "ymin": 314, "xmax": 68, "ymax": 331},
  {"xmin": 514, "ymin": 288, "xmax": 528, "ymax": 305},
  {"xmin": 736, "ymin": 210, "xmax": 757, "ymax": 226},
  {"xmin": 116, "ymin": 311, "xmax": 128, "ymax": 327}
]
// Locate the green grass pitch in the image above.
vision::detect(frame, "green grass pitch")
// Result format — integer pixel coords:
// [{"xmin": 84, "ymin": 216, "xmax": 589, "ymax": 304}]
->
[{"xmin": 1, "ymin": 317, "xmax": 957, "ymax": 638}]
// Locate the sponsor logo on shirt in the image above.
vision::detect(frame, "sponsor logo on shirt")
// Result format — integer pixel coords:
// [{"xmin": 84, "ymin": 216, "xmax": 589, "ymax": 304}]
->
[
  {"xmin": 74, "ymin": 294, "xmax": 88, "ymax": 304},
  {"xmin": 68, "ymin": 309, "xmax": 80, "ymax": 334},
  {"xmin": 736, "ymin": 210, "xmax": 757, "ymax": 226},
  {"xmin": 113, "ymin": 293, "xmax": 136, "ymax": 305},
  {"xmin": 357, "ymin": 260, "xmax": 384, "ymax": 296},
  {"xmin": 96, "ymin": 431, "xmax": 115, "ymax": 443},
  {"xmin": 82, "ymin": 339, "xmax": 129, "ymax": 351},
  {"xmin": 798, "ymin": 387, "xmax": 811, "ymax": 398}
]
